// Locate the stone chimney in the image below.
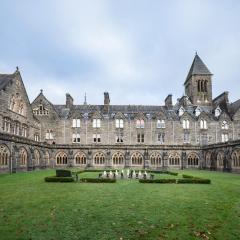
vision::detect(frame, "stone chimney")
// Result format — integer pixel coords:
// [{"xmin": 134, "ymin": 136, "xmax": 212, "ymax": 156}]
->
[
  {"xmin": 165, "ymin": 94, "xmax": 173, "ymax": 108},
  {"xmin": 103, "ymin": 92, "xmax": 110, "ymax": 112},
  {"xmin": 66, "ymin": 93, "xmax": 74, "ymax": 108}
]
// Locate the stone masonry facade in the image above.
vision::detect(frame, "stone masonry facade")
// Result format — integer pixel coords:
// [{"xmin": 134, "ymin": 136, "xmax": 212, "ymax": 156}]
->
[{"xmin": 0, "ymin": 54, "xmax": 240, "ymax": 173}]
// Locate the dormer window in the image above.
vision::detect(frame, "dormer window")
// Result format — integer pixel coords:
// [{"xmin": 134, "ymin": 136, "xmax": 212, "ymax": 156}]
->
[
  {"xmin": 215, "ymin": 107, "xmax": 221, "ymax": 118},
  {"xmin": 179, "ymin": 107, "xmax": 185, "ymax": 117},
  {"xmin": 136, "ymin": 119, "xmax": 144, "ymax": 128},
  {"xmin": 200, "ymin": 120, "xmax": 207, "ymax": 129}
]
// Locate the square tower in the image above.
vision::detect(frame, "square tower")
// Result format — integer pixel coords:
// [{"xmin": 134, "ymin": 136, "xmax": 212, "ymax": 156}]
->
[{"xmin": 184, "ymin": 53, "xmax": 213, "ymax": 106}]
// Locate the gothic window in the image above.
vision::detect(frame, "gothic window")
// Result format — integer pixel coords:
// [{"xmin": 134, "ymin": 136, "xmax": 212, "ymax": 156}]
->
[
  {"xmin": 93, "ymin": 134, "xmax": 101, "ymax": 143},
  {"xmin": 94, "ymin": 152, "xmax": 105, "ymax": 165},
  {"xmin": 46, "ymin": 130, "xmax": 54, "ymax": 140},
  {"xmin": 72, "ymin": 119, "xmax": 81, "ymax": 128},
  {"xmin": 232, "ymin": 150, "xmax": 240, "ymax": 167},
  {"xmin": 182, "ymin": 120, "xmax": 190, "ymax": 129},
  {"xmin": 157, "ymin": 120, "xmax": 165, "ymax": 128},
  {"xmin": 72, "ymin": 133, "xmax": 80, "ymax": 143},
  {"xmin": 33, "ymin": 104, "xmax": 49, "ymax": 115},
  {"xmin": 13, "ymin": 121, "xmax": 20, "ymax": 135},
  {"xmin": 34, "ymin": 149, "xmax": 40, "ymax": 165},
  {"xmin": 137, "ymin": 133, "xmax": 144, "ymax": 143},
  {"xmin": 157, "ymin": 133, "xmax": 165, "ymax": 144},
  {"xmin": 150, "ymin": 152, "xmax": 161, "ymax": 166},
  {"xmin": 3, "ymin": 118, "xmax": 11, "ymax": 133},
  {"xmin": 112, "ymin": 152, "xmax": 124, "ymax": 165},
  {"xmin": 93, "ymin": 119, "xmax": 101, "ymax": 128},
  {"xmin": 221, "ymin": 133, "xmax": 229, "ymax": 143},
  {"xmin": 56, "ymin": 152, "xmax": 68, "ymax": 165},
  {"xmin": 75, "ymin": 152, "xmax": 87, "ymax": 165},
  {"xmin": 168, "ymin": 153, "xmax": 180, "ymax": 165},
  {"xmin": 0, "ymin": 145, "xmax": 10, "ymax": 167},
  {"xmin": 136, "ymin": 119, "xmax": 144, "ymax": 128},
  {"xmin": 22, "ymin": 124, "xmax": 28, "ymax": 138},
  {"xmin": 131, "ymin": 152, "xmax": 143, "ymax": 165},
  {"xmin": 200, "ymin": 120, "xmax": 207, "ymax": 129},
  {"xmin": 215, "ymin": 107, "xmax": 221, "ymax": 117},
  {"xmin": 116, "ymin": 119, "xmax": 124, "ymax": 128},
  {"xmin": 19, "ymin": 148, "xmax": 27, "ymax": 166},
  {"xmin": 187, "ymin": 153, "xmax": 199, "ymax": 166},
  {"xmin": 221, "ymin": 121, "xmax": 229, "ymax": 130},
  {"xmin": 34, "ymin": 134, "xmax": 40, "ymax": 142}
]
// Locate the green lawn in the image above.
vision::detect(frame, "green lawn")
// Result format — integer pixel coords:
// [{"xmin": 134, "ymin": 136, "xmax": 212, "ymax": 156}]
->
[{"xmin": 0, "ymin": 170, "xmax": 239, "ymax": 240}]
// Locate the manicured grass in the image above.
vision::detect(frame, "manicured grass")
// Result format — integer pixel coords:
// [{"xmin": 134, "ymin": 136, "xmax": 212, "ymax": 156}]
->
[{"xmin": 0, "ymin": 170, "xmax": 239, "ymax": 240}]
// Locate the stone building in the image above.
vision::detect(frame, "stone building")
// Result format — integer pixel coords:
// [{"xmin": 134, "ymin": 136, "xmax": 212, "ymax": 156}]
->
[{"xmin": 0, "ymin": 54, "xmax": 240, "ymax": 173}]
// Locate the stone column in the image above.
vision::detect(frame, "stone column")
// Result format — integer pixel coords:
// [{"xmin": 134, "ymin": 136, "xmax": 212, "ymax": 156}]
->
[
  {"xmin": 87, "ymin": 149, "xmax": 93, "ymax": 168},
  {"xmin": 144, "ymin": 148, "xmax": 149, "ymax": 169},
  {"xmin": 124, "ymin": 149, "xmax": 130, "ymax": 168},
  {"xmin": 162, "ymin": 151, "xmax": 168, "ymax": 170},
  {"xmin": 181, "ymin": 151, "xmax": 187, "ymax": 170},
  {"xmin": 68, "ymin": 150, "xmax": 74, "ymax": 167}
]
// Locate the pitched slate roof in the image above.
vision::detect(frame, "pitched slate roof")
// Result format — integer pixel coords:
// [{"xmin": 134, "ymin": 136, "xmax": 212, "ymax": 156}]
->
[
  {"xmin": 229, "ymin": 99, "xmax": 240, "ymax": 117},
  {"xmin": 185, "ymin": 54, "xmax": 212, "ymax": 84},
  {"xmin": 0, "ymin": 73, "xmax": 15, "ymax": 90}
]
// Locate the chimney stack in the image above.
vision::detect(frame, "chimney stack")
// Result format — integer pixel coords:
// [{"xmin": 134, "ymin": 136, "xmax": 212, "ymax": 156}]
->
[
  {"xmin": 66, "ymin": 93, "xmax": 74, "ymax": 108},
  {"xmin": 165, "ymin": 94, "xmax": 173, "ymax": 108}
]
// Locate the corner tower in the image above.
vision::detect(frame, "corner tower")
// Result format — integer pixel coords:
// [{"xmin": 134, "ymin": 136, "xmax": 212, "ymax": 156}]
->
[{"xmin": 184, "ymin": 53, "xmax": 213, "ymax": 106}]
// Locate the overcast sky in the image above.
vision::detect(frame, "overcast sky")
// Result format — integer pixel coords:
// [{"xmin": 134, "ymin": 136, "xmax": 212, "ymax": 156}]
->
[{"xmin": 0, "ymin": 0, "xmax": 239, "ymax": 105}]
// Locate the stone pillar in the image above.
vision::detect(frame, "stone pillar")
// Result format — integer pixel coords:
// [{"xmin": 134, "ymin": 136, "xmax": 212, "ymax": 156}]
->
[
  {"xmin": 144, "ymin": 148, "xmax": 150, "ymax": 169},
  {"xmin": 68, "ymin": 150, "xmax": 74, "ymax": 167},
  {"xmin": 106, "ymin": 149, "xmax": 112, "ymax": 168},
  {"xmin": 162, "ymin": 151, "xmax": 168, "ymax": 170},
  {"xmin": 124, "ymin": 149, "xmax": 130, "ymax": 168},
  {"xmin": 87, "ymin": 149, "xmax": 93, "ymax": 168},
  {"xmin": 181, "ymin": 151, "xmax": 187, "ymax": 170}
]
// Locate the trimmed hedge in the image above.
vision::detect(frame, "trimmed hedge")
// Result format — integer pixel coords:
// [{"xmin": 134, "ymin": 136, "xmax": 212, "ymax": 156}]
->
[
  {"xmin": 80, "ymin": 178, "xmax": 116, "ymax": 183},
  {"xmin": 56, "ymin": 169, "xmax": 72, "ymax": 177},
  {"xmin": 45, "ymin": 176, "xmax": 74, "ymax": 182},
  {"xmin": 182, "ymin": 174, "xmax": 195, "ymax": 179},
  {"xmin": 149, "ymin": 170, "xmax": 178, "ymax": 176},
  {"xmin": 177, "ymin": 178, "xmax": 211, "ymax": 184},
  {"xmin": 139, "ymin": 179, "xmax": 176, "ymax": 184}
]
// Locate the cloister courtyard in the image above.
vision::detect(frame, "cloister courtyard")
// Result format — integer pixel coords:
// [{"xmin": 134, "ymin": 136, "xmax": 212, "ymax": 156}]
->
[{"xmin": 0, "ymin": 169, "xmax": 239, "ymax": 240}]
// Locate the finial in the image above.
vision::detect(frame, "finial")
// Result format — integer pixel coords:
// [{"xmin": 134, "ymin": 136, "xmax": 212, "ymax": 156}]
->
[
  {"xmin": 40, "ymin": 89, "xmax": 43, "ymax": 94},
  {"xmin": 195, "ymin": 51, "xmax": 198, "ymax": 56},
  {"xmin": 16, "ymin": 66, "xmax": 19, "ymax": 71}
]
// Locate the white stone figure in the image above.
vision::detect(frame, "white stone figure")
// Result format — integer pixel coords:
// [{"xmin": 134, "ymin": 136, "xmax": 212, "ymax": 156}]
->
[
  {"xmin": 115, "ymin": 170, "xmax": 118, "ymax": 176},
  {"xmin": 133, "ymin": 170, "xmax": 136, "ymax": 178},
  {"xmin": 139, "ymin": 170, "xmax": 142, "ymax": 176},
  {"xmin": 127, "ymin": 169, "xmax": 129, "ymax": 176},
  {"xmin": 103, "ymin": 171, "xmax": 107, "ymax": 176},
  {"xmin": 144, "ymin": 171, "xmax": 147, "ymax": 176},
  {"xmin": 109, "ymin": 170, "xmax": 113, "ymax": 177}
]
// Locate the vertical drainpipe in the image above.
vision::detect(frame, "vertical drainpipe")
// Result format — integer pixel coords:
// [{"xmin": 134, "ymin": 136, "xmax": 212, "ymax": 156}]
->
[
  {"xmin": 85, "ymin": 117, "xmax": 88, "ymax": 144},
  {"xmin": 172, "ymin": 121, "xmax": 175, "ymax": 144},
  {"xmin": 63, "ymin": 119, "xmax": 66, "ymax": 144},
  {"xmin": 150, "ymin": 118, "xmax": 152, "ymax": 144},
  {"xmin": 108, "ymin": 109, "xmax": 110, "ymax": 144},
  {"xmin": 10, "ymin": 142, "xmax": 13, "ymax": 174},
  {"xmin": 232, "ymin": 122, "xmax": 235, "ymax": 140},
  {"xmin": 215, "ymin": 122, "xmax": 218, "ymax": 143},
  {"xmin": 195, "ymin": 121, "xmax": 197, "ymax": 144},
  {"xmin": 129, "ymin": 118, "xmax": 131, "ymax": 144}
]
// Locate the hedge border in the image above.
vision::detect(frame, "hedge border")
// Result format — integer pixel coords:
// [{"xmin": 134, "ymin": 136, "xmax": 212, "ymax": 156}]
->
[
  {"xmin": 80, "ymin": 178, "xmax": 116, "ymax": 183},
  {"xmin": 44, "ymin": 176, "xmax": 74, "ymax": 182}
]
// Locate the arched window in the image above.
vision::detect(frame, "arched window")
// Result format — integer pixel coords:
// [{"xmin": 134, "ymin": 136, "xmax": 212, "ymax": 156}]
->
[
  {"xmin": 19, "ymin": 148, "xmax": 27, "ymax": 166},
  {"xmin": 187, "ymin": 153, "xmax": 199, "ymax": 166},
  {"xmin": 0, "ymin": 145, "xmax": 10, "ymax": 167},
  {"xmin": 34, "ymin": 149, "xmax": 40, "ymax": 166},
  {"xmin": 136, "ymin": 119, "xmax": 144, "ymax": 128},
  {"xmin": 217, "ymin": 152, "xmax": 224, "ymax": 167},
  {"xmin": 22, "ymin": 124, "xmax": 28, "ymax": 138},
  {"xmin": 232, "ymin": 150, "xmax": 240, "ymax": 167},
  {"xmin": 112, "ymin": 152, "xmax": 124, "ymax": 165},
  {"xmin": 46, "ymin": 130, "xmax": 54, "ymax": 140},
  {"xmin": 75, "ymin": 152, "xmax": 87, "ymax": 165},
  {"xmin": 157, "ymin": 120, "xmax": 165, "ymax": 128},
  {"xmin": 56, "ymin": 152, "xmax": 68, "ymax": 165},
  {"xmin": 131, "ymin": 152, "xmax": 143, "ymax": 165},
  {"xmin": 116, "ymin": 119, "xmax": 124, "ymax": 128},
  {"xmin": 204, "ymin": 80, "xmax": 208, "ymax": 92},
  {"xmin": 94, "ymin": 152, "xmax": 105, "ymax": 165},
  {"xmin": 3, "ymin": 118, "xmax": 11, "ymax": 133},
  {"xmin": 183, "ymin": 120, "xmax": 190, "ymax": 129},
  {"xmin": 33, "ymin": 104, "xmax": 49, "ymax": 115},
  {"xmin": 150, "ymin": 152, "xmax": 161, "ymax": 166},
  {"xmin": 197, "ymin": 80, "xmax": 201, "ymax": 92},
  {"xmin": 200, "ymin": 120, "xmax": 207, "ymax": 129},
  {"xmin": 168, "ymin": 153, "xmax": 180, "ymax": 166}
]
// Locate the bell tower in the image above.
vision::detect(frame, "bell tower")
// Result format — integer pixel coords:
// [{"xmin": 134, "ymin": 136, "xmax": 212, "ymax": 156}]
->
[{"xmin": 184, "ymin": 53, "xmax": 213, "ymax": 106}]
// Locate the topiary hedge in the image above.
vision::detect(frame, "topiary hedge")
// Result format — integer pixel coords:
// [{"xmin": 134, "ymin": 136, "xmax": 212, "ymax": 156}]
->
[
  {"xmin": 45, "ymin": 176, "xmax": 74, "ymax": 182},
  {"xmin": 177, "ymin": 178, "xmax": 211, "ymax": 184},
  {"xmin": 56, "ymin": 169, "xmax": 72, "ymax": 177},
  {"xmin": 139, "ymin": 179, "xmax": 176, "ymax": 184},
  {"xmin": 149, "ymin": 170, "xmax": 178, "ymax": 176},
  {"xmin": 80, "ymin": 178, "xmax": 116, "ymax": 183}
]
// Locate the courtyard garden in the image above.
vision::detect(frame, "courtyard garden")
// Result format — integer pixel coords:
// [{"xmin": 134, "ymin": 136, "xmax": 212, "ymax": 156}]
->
[{"xmin": 0, "ymin": 169, "xmax": 239, "ymax": 240}]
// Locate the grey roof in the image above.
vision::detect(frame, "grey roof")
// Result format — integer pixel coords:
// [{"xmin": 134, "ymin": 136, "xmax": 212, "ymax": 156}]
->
[
  {"xmin": 229, "ymin": 99, "xmax": 240, "ymax": 116},
  {"xmin": 0, "ymin": 73, "xmax": 15, "ymax": 90},
  {"xmin": 185, "ymin": 54, "xmax": 212, "ymax": 84}
]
